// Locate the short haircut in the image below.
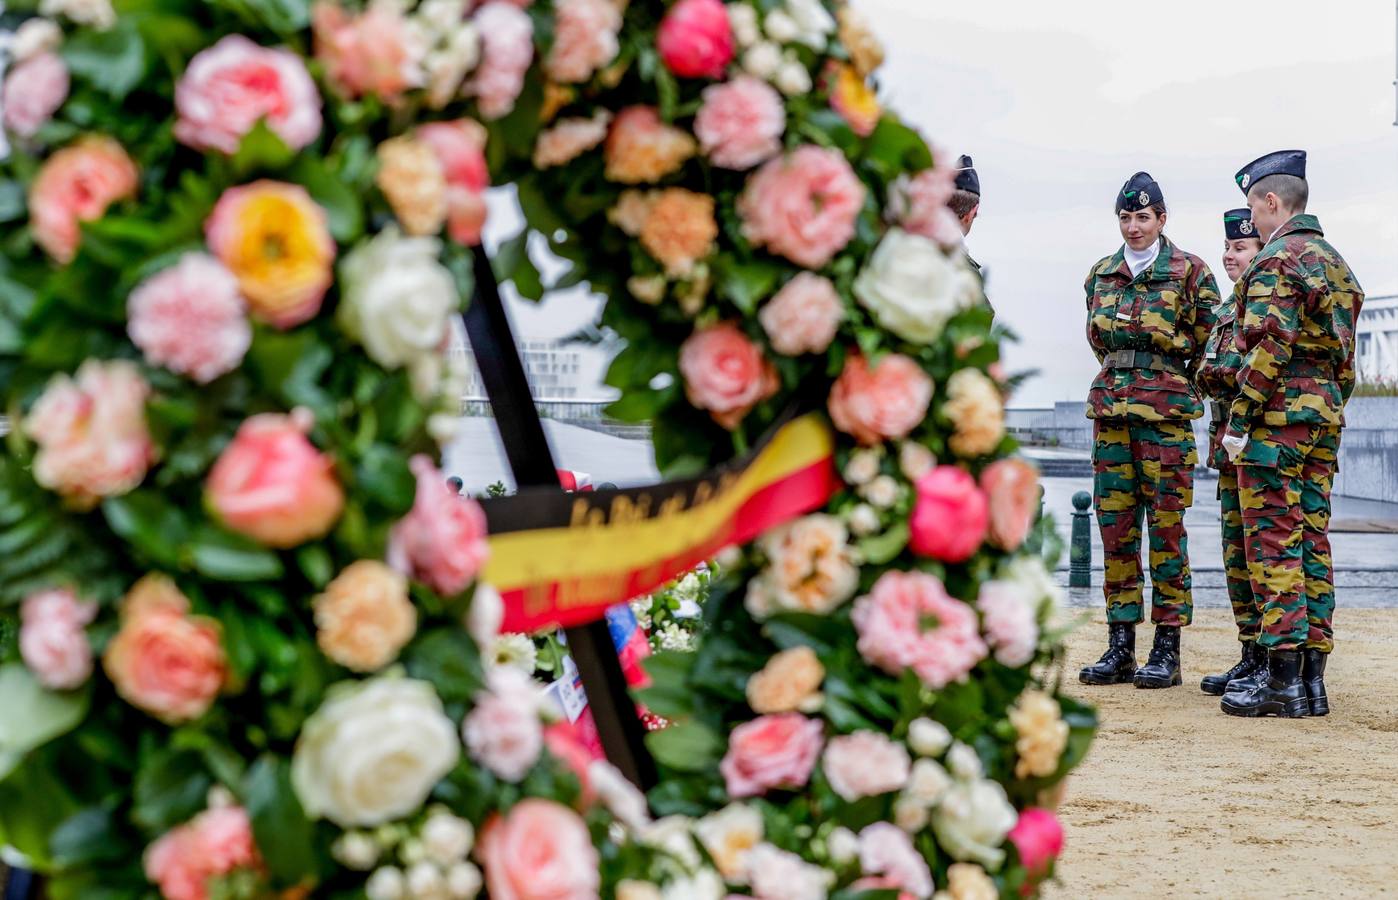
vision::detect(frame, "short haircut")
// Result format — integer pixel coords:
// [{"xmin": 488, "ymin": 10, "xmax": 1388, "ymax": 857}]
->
[
  {"xmin": 1250, "ymin": 173, "xmax": 1308, "ymax": 212},
  {"xmin": 948, "ymin": 189, "xmax": 980, "ymax": 218}
]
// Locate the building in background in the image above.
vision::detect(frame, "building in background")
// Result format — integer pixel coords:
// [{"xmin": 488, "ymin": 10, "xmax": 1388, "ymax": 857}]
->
[
  {"xmin": 451, "ymin": 336, "xmax": 618, "ymax": 420},
  {"xmin": 1356, "ymin": 294, "xmax": 1398, "ymax": 384}
]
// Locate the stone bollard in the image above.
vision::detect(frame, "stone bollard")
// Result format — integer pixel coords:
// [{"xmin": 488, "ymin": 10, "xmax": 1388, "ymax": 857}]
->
[{"xmin": 1069, "ymin": 490, "xmax": 1092, "ymax": 588}]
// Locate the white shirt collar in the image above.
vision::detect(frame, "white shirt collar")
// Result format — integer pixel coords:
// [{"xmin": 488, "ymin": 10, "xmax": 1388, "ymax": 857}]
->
[{"xmin": 1123, "ymin": 239, "xmax": 1160, "ymax": 278}]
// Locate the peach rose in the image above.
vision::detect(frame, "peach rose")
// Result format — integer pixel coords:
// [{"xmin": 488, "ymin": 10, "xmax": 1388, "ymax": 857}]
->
[
  {"xmin": 720, "ymin": 713, "xmax": 824, "ymax": 798},
  {"xmin": 823, "ymin": 732, "xmax": 911, "ymax": 802},
  {"xmin": 144, "ymin": 805, "xmax": 261, "ymax": 900},
  {"xmin": 533, "ymin": 111, "xmax": 611, "ymax": 169},
  {"xmin": 639, "ymin": 187, "xmax": 717, "ymax": 277},
  {"xmin": 694, "ymin": 75, "xmax": 785, "ymax": 170},
  {"xmin": 388, "ymin": 455, "xmax": 490, "ymax": 596},
  {"xmin": 738, "ymin": 145, "xmax": 865, "ymax": 269},
  {"xmin": 174, "ymin": 35, "xmax": 322, "ymax": 154},
  {"xmin": 103, "ymin": 574, "xmax": 227, "ymax": 723},
  {"xmin": 24, "ymin": 359, "xmax": 154, "ymax": 509},
  {"xmin": 376, "ymin": 134, "xmax": 448, "ymax": 236},
  {"xmin": 851, "ymin": 570, "xmax": 987, "ymax": 690},
  {"xmin": 467, "ymin": 1, "xmax": 534, "ymax": 119},
  {"xmin": 604, "ymin": 105, "xmax": 697, "ymax": 184},
  {"xmin": 3, "ymin": 50, "xmax": 69, "ymax": 138},
  {"xmin": 746, "ymin": 645, "xmax": 824, "ymax": 714},
  {"xmin": 28, "ymin": 135, "xmax": 138, "ymax": 263},
  {"xmin": 546, "ymin": 0, "xmax": 622, "ymax": 83},
  {"xmin": 478, "ymin": 799, "xmax": 600, "ymax": 900},
  {"xmin": 314, "ymin": 561, "xmax": 417, "ymax": 672},
  {"xmin": 837, "ymin": 6, "xmax": 884, "ymax": 77},
  {"xmin": 944, "ymin": 368, "xmax": 1005, "ymax": 458},
  {"xmin": 1008, "ymin": 690, "xmax": 1068, "ymax": 779},
  {"xmin": 417, "ymin": 119, "xmax": 491, "ymax": 246},
  {"xmin": 205, "ymin": 409, "xmax": 345, "ymax": 549},
  {"xmin": 126, "ymin": 253, "xmax": 252, "ymax": 384},
  {"xmin": 980, "ymin": 457, "xmax": 1039, "ymax": 551},
  {"xmin": 19, "ymin": 587, "xmax": 97, "ymax": 690},
  {"xmin": 205, "ymin": 180, "xmax": 335, "ymax": 329},
  {"xmin": 744, "ymin": 514, "xmax": 858, "ymax": 619},
  {"xmin": 312, "ymin": 0, "xmax": 425, "ymax": 101},
  {"xmin": 828, "ymin": 352, "xmax": 933, "ymax": 446},
  {"xmin": 679, "ymin": 322, "xmax": 778, "ymax": 429},
  {"xmin": 758, "ymin": 272, "xmax": 843, "ymax": 356},
  {"xmin": 908, "ymin": 465, "xmax": 988, "ymax": 563}
]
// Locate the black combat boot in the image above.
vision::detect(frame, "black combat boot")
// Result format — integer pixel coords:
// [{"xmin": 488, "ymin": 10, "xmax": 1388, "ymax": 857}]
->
[
  {"xmin": 1078, "ymin": 623, "xmax": 1136, "ymax": 685},
  {"xmin": 1220, "ymin": 648, "xmax": 1309, "ymax": 718},
  {"xmin": 1303, "ymin": 649, "xmax": 1329, "ymax": 717},
  {"xmin": 1200, "ymin": 641, "xmax": 1264, "ymax": 696},
  {"xmin": 1133, "ymin": 625, "xmax": 1182, "ymax": 688}
]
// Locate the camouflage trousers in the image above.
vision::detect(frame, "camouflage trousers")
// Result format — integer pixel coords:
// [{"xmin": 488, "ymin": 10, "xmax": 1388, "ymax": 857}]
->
[
  {"xmin": 1236, "ymin": 423, "xmax": 1340, "ymax": 652},
  {"xmin": 1092, "ymin": 419, "xmax": 1197, "ymax": 626},
  {"xmin": 1217, "ymin": 464, "xmax": 1261, "ymax": 640}
]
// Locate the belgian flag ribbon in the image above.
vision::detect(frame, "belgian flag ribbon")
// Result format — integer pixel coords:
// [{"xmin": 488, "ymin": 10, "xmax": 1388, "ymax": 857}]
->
[{"xmin": 480, "ymin": 412, "xmax": 838, "ymax": 633}]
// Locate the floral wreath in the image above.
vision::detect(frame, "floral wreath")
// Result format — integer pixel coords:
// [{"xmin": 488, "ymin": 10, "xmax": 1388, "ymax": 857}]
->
[{"xmin": 0, "ymin": 0, "xmax": 1094, "ymax": 898}]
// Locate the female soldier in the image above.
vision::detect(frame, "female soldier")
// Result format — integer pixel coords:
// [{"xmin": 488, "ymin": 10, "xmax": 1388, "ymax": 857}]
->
[
  {"xmin": 1078, "ymin": 172, "xmax": 1220, "ymax": 689},
  {"xmin": 1198, "ymin": 209, "xmax": 1266, "ymax": 695}
]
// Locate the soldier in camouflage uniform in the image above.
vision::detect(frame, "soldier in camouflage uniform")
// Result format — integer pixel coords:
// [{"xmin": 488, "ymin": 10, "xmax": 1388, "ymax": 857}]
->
[
  {"xmin": 949, "ymin": 155, "xmax": 991, "ymax": 315},
  {"xmin": 1219, "ymin": 150, "xmax": 1362, "ymax": 719},
  {"xmin": 1078, "ymin": 172, "xmax": 1220, "ymax": 690},
  {"xmin": 1198, "ymin": 209, "xmax": 1267, "ymax": 695}
]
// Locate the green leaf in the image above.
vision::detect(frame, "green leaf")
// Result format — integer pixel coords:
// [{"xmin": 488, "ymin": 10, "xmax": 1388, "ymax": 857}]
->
[
  {"xmin": 0, "ymin": 180, "xmax": 25, "ymax": 224},
  {"xmin": 212, "ymin": 0, "xmax": 312, "ymax": 36},
  {"xmin": 246, "ymin": 328, "xmax": 334, "ymax": 414},
  {"xmin": 132, "ymin": 748, "xmax": 212, "ymax": 833},
  {"xmin": 0, "ymin": 664, "xmax": 90, "ymax": 766},
  {"xmin": 232, "ymin": 121, "xmax": 297, "ymax": 177},
  {"xmin": 404, "ymin": 628, "xmax": 485, "ymax": 704},
  {"xmin": 188, "ymin": 525, "xmax": 285, "ymax": 581},
  {"xmin": 50, "ymin": 807, "xmax": 131, "ymax": 868},
  {"xmin": 634, "ymin": 651, "xmax": 696, "ymax": 720},
  {"xmin": 102, "ymin": 491, "xmax": 189, "ymax": 569},
  {"xmin": 292, "ymin": 156, "xmax": 364, "ymax": 244},
  {"xmin": 356, "ymin": 444, "xmax": 416, "ymax": 514},
  {"xmin": 857, "ymin": 521, "xmax": 909, "ymax": 566},
  {"xmin": 295, "ymin": 544, "xmax": 334, "ymax": 589},
  {"xmin": 716, "ymin": 258, "xmax": 785, "ymax": 316},
  {"xmin": 244, "ymin": 755, "xmax": 320, "ymax": 885},
  {"xmin": 645, "ymin": 721, "xmax": 723, "ymax": 773},
  {"xmin": 61, "ymin": 20, "xmax": 146, "ymax": 100}
]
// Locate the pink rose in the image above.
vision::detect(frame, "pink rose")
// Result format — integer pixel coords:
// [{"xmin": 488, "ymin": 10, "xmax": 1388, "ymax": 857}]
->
[
  {"xmin": 694, "ymin": 76, "xmax": 785, "ymax": 170},
  {"xmin": 312, "ymin": 1, "xmax": 424, "ymax": 102},
  {"xmin": 388, "ymin": 455, "xmax": 490, "ymax": 596},
  {"xmin": 889, "ymin": 165, "xmax": 963, "ymax": 247},
  {"xmin": 1008, "ymin": 808, "xmax": 1064, "ymax": 877},
  {"xmin": 981, "ymin": 458, "xmax": 1039, "ymax": 551},
  {"xmin": 103, "ymin": 575, "xmax": 227, "ymax": 724},
  {"xmin": 546, "ymin": 0, "xmax": 622, "ymax": 83},
  {"xmin": 758, "ymin": 272, "xmax": 843, "ymax": 356},
  {"xmin": 174, "ymin": 35, "xmax": 322, "ymax": 154},
  {"xmin": 828, "ymin": 352, "xmax": 933, "ymax": 446},
  {"xmin": 468, "ymin": 1, "xmax": 534, "ymax": 119},
  {"xmin": 28, "ymin": 136, "xmax": 138, "ymax": 263},
  {"xmin": 127, "ymin": 253, "xmax": 251, "ymax": 384},
  {"xmin": 679, "ymin": 322, "xmax": 779, "ymax": 430},
  {"xmin": 144, "ymin": 805, "xmax": 261, "ymax": 900},
  {"xmin": 24, "ymin": 359, "xmax": 154, "ymax": 509},
  {"xmin": 738, "ymin": 145, "xmax": 866, "ymax": 269},
  {"xmin": 478, "ymin": 799, "xmax": 600, "ymax": 900},
  {"xmin": 205, "ymin": 409, "xmax": 345, "ymax": 549},
  {"xmin": 858, "ymin": 823, "xmax": 934, "ymax": 900},
  {"xmin": 3, "ymin": 51, "xmax": 69, "ymax": 138},
  {"xmin": 977, "ymin": 580, "xmax": 1038, "ymax": 668},
  {"xmin": 19, "ymin": 588, "xmax": 97, "ymax": 690},
  {"xmin": 417, "ymin": 119, "xmax": 491, "ymax": 245},
  {"xmin": 909, "ymin": 466, "xmax": 988, "ymax": 562},
  {"xmin": 720, "ymin": 713, "xmax": 824, "ymax": 798},
  {"xmin": 822, "ymin": 731, "xmax": 910, "ymax": 801},
  {"xmin": 851, "ymin": 570, "xmax": 987, "ymax": 689},
  {"xmin": 463, "ymin": 668, "xmax": 544, "ymax": 782},
  {"xmin": 657, "ymin": 0, "xmax": 734, "ymax": 79}
]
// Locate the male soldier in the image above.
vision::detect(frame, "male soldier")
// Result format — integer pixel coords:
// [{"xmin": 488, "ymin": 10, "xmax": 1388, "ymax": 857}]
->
[
  {"xmin": 1220, "ymin": 150, "xmax": 1363, "ymax": 719},
  {"xmin": 949, "ymin": 154, "xmax": 982, "ymax": 274}
]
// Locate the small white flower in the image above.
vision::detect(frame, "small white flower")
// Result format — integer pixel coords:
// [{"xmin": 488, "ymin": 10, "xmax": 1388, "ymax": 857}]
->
[
  {"xmin": 333, "ymin": 831, "xmax": 381, "ymax": 871},
  {"xmin": 400, "ymin": 838, "xmax": 427, "ymax": 866},
  {"xmin": 639, "ymin": 816, "xmax": 702, "ymax": 869},
  {"xmin": 947, "ymin": 742, "xmax": 983, "ymax": 781},
  {"xmin": 421, "ymin": 812, "xmax": 475, "ymax": 865},
  {"xmin": 628, "ymin": 274, "xmax": 668, "ymax": 304},
  {"xmin": 742, "ymin": 41, "xmax": 783, "ymax": 80},
  {"xmin": 465, "ymin": 583, "xmax": 503, "ymax": 649},
  {"xmin": 674, "ymin": 572, "xmax": 702, "ymax": 602},
  {"xmin": 862, "ymin": 474, "xmax": 900, "ymax": 510},
  {"xmin": 488, "ymin": 633, "xmax": 538, "ymax": 675},
  {"xmin": 38, "ymin": 0, "xmax": 115, "ymax": 29},
  {"xmin": 775, "ymin": 58, "xmax": 813, "ymax": 96},
  {"xmin": 663, "ymin": 868, "xmax": 726, "ymax": 900},
  {"xmin": 746, "ymin": 844, "xmax": 834, "ymax": 900},
  {"xmin": 617, "ymin": 881, "xmax": 664, "ymax": 900},
  {"xmin": 366, "ymin": 866, "xmax": 407, "ymax": 900},
  {"xmin": 417, "ymin": 0, "xmax": 469, "ymax": 35},
  {"xmin": 206, "ymin": 785, "xmax": 236, "ymax": 809},
  {"xmin": 894, "ymin": 794, "xmax": 930, "ymax": 833},
  {"xmin": 715, "ymin": 544, "xmax": 743, "ymax": 569},
  {"xmin": 12, "ymin": 19, "xmax": 63, "ymax": 63},
  {"xmin": 763, "ymin": 9, "xmax": 800, "ymax": 42},
  {"xmin": 784, "ymin": 0, "xmax": 837, "ymax": 49},
  {"xmin": 406, "ymin": 860, "xmax": 447, "ymax": 899},
  {"xmin": 843, "ymin": 448, "xmax": 882, "ymax": 486},
  {"xmin": 827, "ymin": 826, "xmax": 860, "ymax": 866},
  {"xmin": 847, "ymin": 503, "xmax": 880, "ymax": 537},
  {"xmin": 908, "ymin": 717, "xmax": 953, "ymax": 757},
  {"xmin": 444, "ymin": 862, "xmax": 482, "ymax": 900},
  {"xmin": 591, "ymin": 760, "xmax": 653, "ymax": 831},
  {"xmin": 728, "ymin": 3, "xmax": 761, "ymax": 47},
  {"xmin": 906, "ymin": 758, "xmax": 952, "ymax": 806},
  {"xmin": 899, "ymin": 441, "xmax": 936, "ymax": 481}
]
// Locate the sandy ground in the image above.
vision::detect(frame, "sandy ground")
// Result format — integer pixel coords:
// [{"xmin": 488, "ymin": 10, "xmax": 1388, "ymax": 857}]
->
[{"xmin": 1048, "ymin": 607, "xmax": 1398, "ymax": 900}]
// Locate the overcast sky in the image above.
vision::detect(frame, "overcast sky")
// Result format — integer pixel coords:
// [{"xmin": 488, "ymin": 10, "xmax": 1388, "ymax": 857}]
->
[{"xmin": 496, "ymin": 0, "xmax": 1398, "ymax": 408}]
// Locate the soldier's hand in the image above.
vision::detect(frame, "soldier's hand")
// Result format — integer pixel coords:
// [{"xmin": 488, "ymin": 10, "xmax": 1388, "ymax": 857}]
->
[{"xmin": 1222, "ymin": 434, "xmax": 1247, "ymax": 462}]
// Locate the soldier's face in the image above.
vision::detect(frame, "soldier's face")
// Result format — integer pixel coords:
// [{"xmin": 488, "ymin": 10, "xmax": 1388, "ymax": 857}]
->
[
  {"xmin": 1221, "ymin": 238, "xmax": 1264, "ymax": 280},
  {"xmin": 1117, "ymin": 209, "xmax": 1164, "ymax": 251}
]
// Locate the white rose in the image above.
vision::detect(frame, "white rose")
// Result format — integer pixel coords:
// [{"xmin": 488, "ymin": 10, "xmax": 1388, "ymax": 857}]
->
[
  {"xmin": 400, "ymin": 838, "xmax": 428, "ymax": 865},
  {"xmin": 663, "ymin": 868, "xmax": 725, "ymax": 900},
  {"xmin": 466, "ymin": 583, "xmax": 504, "ymax": 649},
  {"xmin": 899, "ymin": 441, "xmax": 936, "ymax": 481},
  {"xmin": 640, "ymin": 816, "xmax": 703, "ymax": 870},
  {"xmin": 333, "ymin": 831, "xmax": 381, "ymax": 870},
  {"xmin": 847, "ymin": 503, "xmax": 880, "ymax": 537},
  {"xmin": 931, "ymin": 778, "xmax": 1017, "ymax": 869},
  {"xmin": 742, "ymin": 41, "xmax": 783, "ymax": 80},
  {"xmin": 946, "ymin": 742, "xmax": 983, "ymax": 781},
  {"xmin": 908, "ymin": 718, "xmax": 952, "ymax": 757},
  {"xmin": 38, "ymin": 0, "xmax": 115, "ymax": 29},
  {"xmin": 784, "ymin": 0, "xmax": 836, "ymax": 48},
  {"xmin": 339, "ymin": 228, "xmax": 457, "ymax": 371},
  {"xmin": 421, "ymin": 812, "xmax": 475, "ymax": 865},
  {"xmin": 366, "ymin": 866, "xmax": 407, "ymax": 900},
  {"xmin": 894, "ymin": 795, "xmax": 930, "ymax": 833},
  {"xmin": 862, "ymin": 475, "xmax": 900, "ymax": 510},
  {"xmin": 589, "ymin": 759, "xmax": 652, "ymax": 830},
  {"xmin": 292, "ymin": 676, "xmax": 461, "ymax": 827},
  {"xmin": 907, "ymin": 758, "xmax": 952, "ymax": 806},
  {"xmin": 418, "ymin": 0, "xmax": 469, "ymax": 34},
  {"xmin": 1003, "ymin": 555, "xmax": 1064, "ymax": 616},
  {"xmin": 445, "ymin": 862, "xmax": 483, "ymax": 900},
  {"xmin": 775, "ymin": 58, "xmax": 813, "ymax": 96},
  {"xmin": 695, "ymin": 803, "xmax": 764, "ymax": 883},
  {"xmin": 425, "ymin": 26, "xmax": 481, "ymax": 109},
  {"xmin": 747, "ymin": 844, "xmax": 834, "ymax": 900},
  {"xmin": 12, "ymin": 19, "xmax": 63, "ymax": 63},
  {"xmin": 827, "ymin": 826, "xmax": 860, "ymax": 866},
  {"xmin": 763, "ymin": 9, "xmax": 800, "ymax": 42},
  {"xmin": 728, "ymin": 3, "xmax": 761, "ymax": 46},
  {"xmin": 854, "ymin": 228, "xmax": 979, "ymax": 345},
  {"xmin": 843, "ymin": 448, "xmax": 881, "ymax": 486},
  {"xmin": 406, "ymin": 861, "xmax": 448, "ymax": 900}
]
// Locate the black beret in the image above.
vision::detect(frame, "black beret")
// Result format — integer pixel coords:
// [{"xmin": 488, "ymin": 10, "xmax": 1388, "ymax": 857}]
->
[
  {"xmin": 1235, "ymin": 149, "xmax": 1306, "ymax": 194},
  {"xmin": 1115, "ymin": 171, "xmax": 1162, "ymax": 212},
  {"xmin": 1223, "ymin": 208, "xmax": 1258, "ymax": 241},
  {"xmin": 954, "ymin": 154, "xmax": 980, "ymax": 196}
]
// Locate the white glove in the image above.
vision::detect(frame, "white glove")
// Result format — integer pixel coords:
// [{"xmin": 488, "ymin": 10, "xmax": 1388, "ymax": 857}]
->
[{"xmin": 1221, "ymin": 434, "xmax": 1247, "ymax": 463}]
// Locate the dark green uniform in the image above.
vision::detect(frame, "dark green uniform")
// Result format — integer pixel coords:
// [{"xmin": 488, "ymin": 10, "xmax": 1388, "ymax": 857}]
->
[
  {"xmin": 1224, "ymin": 214, "xmax": 1362, "ymax": 652},
  {"xmin": 1085, "ymin": 235, "xmax": 1220, "ymax": 626}
]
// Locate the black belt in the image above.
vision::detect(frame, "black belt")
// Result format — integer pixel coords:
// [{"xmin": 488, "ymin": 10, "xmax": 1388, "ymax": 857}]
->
[
  {"xmin": 1102, "ymin": 349, "xmax": 1188, "ymax": 375},
  {"xmin": 1208, "ymin": 400, "xmax": 1227, "ymax": 423}
]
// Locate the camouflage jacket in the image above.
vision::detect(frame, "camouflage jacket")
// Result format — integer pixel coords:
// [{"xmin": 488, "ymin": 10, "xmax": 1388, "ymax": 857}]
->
[
  {"xmin": 1197, "ymin": 281, "xmax": 1246, "ymax": 466},
  {"xmin": 1084, "ymin": 235, "xmax": 1220, "ymax": 421},
  {"xmin": 1224, "ymin": 214, "xmax": 1363, "ymax": 441}
]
